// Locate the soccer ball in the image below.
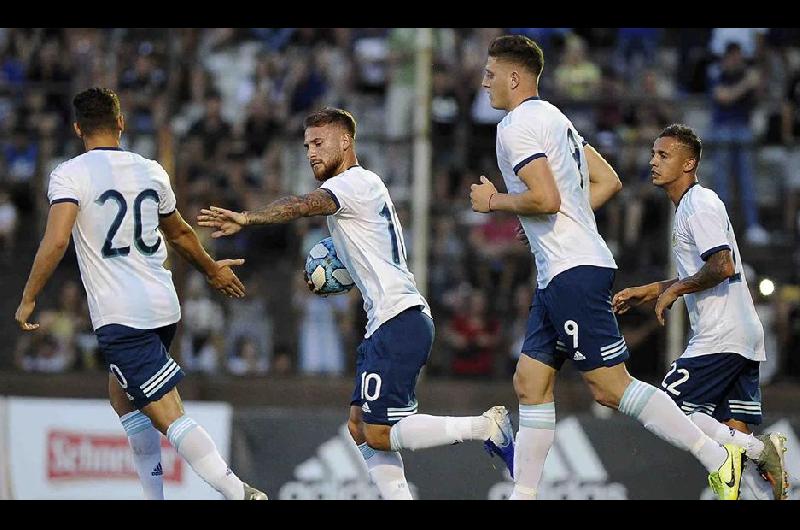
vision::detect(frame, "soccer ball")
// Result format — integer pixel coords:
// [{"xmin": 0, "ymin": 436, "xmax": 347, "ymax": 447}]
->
[{"xmin": 305, "ymin": 237, "xmax": 355, "ymax": 296}]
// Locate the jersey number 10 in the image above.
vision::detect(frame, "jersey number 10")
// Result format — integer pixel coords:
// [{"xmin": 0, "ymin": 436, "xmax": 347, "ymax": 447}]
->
[{"xmin": 379, "ymin": 202, "xmax": 406, "ymax": 266}]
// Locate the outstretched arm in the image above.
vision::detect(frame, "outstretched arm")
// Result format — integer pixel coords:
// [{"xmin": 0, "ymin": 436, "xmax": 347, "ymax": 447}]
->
[
  {"xmin": 654, "ymin": 249, "xmax": 735, "ymax": 325},
  {"xmin": 159, "ymin": 210, "xmax": 246, "ymax": 298},
  {"xmin": 16, "ymin": 202, "xmax": 78, "ymax": 330},
  {"xmin": 246, "ymin": 188, "xmax": 339, "ymax": 224},
  {"xmin": 585, "ymin": 144, "xmax": 622, "ymax": 210},
  {"xmin": 198, "ymin": 188, "xmax": 339, "ymax": 237},
  {"xmin": 612, "ymin": 278, "xmax": 678, "ymax": 315}
]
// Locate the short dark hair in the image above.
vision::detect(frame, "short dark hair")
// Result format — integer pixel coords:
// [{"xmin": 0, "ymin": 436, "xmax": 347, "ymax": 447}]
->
[
  {"xmin": 488, "ymin": 35, "xmax": 544, "ymax": 78},
  {"xmin": 303, "ymin": 107, "xmax": 357, "ymax": 139},
  {"xmin": 657, "ymin": 123, "xmax": 702, "ymax": 164},
  {"xmin": 73, "ymin": 87, "xmax": 121, "ymax": 136}
]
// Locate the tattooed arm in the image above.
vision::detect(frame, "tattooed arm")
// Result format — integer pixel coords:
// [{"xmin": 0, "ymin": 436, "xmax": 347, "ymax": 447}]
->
[
  {"xmin": 244, "ymin": 189, "xmax": 339, "ymax": 224},
  {"xmin": 653, "ymin": 249, "xmax": 736, "ymax": 325},
  {"xmin": 197, "ymin": 189, "xmax": 339, "ymax": 238},
  {"xmin": 612, "ymin": 277, "xmax": 679, "ymax": 315}
]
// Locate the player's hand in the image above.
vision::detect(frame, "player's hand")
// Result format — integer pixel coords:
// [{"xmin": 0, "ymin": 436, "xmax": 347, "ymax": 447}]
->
[
  {"xmin": 197, "ymin": 206, "xmax": 247, "ymax": 238},
  {"xmin": 15, "ymin": 298, "xmax": 39, "ymax": 331},
  {"xmin": 515, "ymin": 223, "xmax": 529, "ymax": 248},
  {"xmin": 654, "ymin": 287, "xmax": 680, "ymax": 326},
  {"xmin": 470, "ymin": 176, "xmax": 497, "ymax": 213},
  {"xmin": 611, "ymin": 285, "xmax": 652, "ymax": 315},
  {"xmin": 207, "ymin": 258, "xmax": 247, "ymax": 298}
]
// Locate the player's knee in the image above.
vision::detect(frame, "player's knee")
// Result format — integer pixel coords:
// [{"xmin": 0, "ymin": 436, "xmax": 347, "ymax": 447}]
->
[
  {"xmin": 513, "ymin": 370, "xmax": 549, "ymax": 403},
  {"xmin": 590, "ymin": 387, "xmax": 621, "ymax": 409},
  {"xmin": 108, "ymin": 394, "xmax": 131, "ymax": 417},
  {"xmin": 512, "ymin": 370, "xmax": 529, "ymax": 399},
  {"xmin": 364, "ymin": 427, "xmax": 391, "ymax": 451}
]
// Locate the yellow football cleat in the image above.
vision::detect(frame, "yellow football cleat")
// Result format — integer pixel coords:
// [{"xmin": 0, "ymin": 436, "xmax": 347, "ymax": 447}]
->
[{"xmin": 708, "ymin": 444, "xmax": 744, "ymax": 500}]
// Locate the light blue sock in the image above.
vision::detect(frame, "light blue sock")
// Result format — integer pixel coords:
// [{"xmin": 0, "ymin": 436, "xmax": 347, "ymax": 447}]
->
[
  {"xmin": 511, "ymin": 403, "xmax": 556, "ymax": 500},
  {"xmin": 121, "ymin": 410, "xmax": 164, "ymax": 500},
  {"xmin": 358, "ymin": 442, "xmax": 411, "ymax": 500},
  {"xmin": 619, "ymin": 379, "xmax": 726, "ymax": 472}
]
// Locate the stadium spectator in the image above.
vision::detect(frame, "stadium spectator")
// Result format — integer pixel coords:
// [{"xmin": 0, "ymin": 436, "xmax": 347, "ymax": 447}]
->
[{"xmin": 708, "ymin": 42, "xmax": 769, "ymax": 245}]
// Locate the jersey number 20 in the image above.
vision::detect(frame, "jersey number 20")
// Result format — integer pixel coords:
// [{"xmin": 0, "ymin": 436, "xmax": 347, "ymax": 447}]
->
[{"xmin": 96, "ymin": 188, "xmax": 162, "ymax": 258}]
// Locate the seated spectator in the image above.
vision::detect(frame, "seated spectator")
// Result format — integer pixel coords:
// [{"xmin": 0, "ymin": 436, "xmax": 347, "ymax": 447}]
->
[
  {"xmin": 180, "ymin": 272, "xmax": 224, "ymax": 373},
  {"xmin": 0, "ymin": 188, "xmax": 18, "ymax": 260},
  {"xmin": 227, "ymin": 336, "xmax": 269, "ymax": 376},
  {"xmin": 554, "ymin": 34, "xmax": 601, "ymax": 101}
]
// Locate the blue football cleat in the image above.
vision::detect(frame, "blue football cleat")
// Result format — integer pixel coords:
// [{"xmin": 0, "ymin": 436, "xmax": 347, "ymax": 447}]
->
[{"xmin": 482, "ymin": 406, "xmax": 515, "ymax": 477}]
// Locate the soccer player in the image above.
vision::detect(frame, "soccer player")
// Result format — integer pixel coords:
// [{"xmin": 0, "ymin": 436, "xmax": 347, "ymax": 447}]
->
[
  {"xmin": 469, "ymin": 35, "xmax": 744, "ymax": 500},
  {"xmin": 612, "ymin": 124, "xmax": 789, "ymax": 500},
  {"xmin": 14, "ymin": 88, "xmax": 267, "ymax": 501},
  {"xmin": 197, "ymin": 107, "xmax": 514, "ymax": 500}
]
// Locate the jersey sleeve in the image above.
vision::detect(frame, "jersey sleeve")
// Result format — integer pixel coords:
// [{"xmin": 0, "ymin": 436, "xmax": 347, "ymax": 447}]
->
[
  {"xmin": 320, "ymin": 175, "xmax": 357, "ymax": 217},
  {"xmin": 498, "ymin": 120, "xmax": 547, "ymax": 175},
  {"xmin": 152, "ymin": 161, "xmax": 177, "ymax": 216},
  {"xmin": 686, "ymin": 204, "xmax": 730, "ymax": 261},
  {"xmin": 47, "ymin": 164, "xmax": 82, "ymax": 207}
]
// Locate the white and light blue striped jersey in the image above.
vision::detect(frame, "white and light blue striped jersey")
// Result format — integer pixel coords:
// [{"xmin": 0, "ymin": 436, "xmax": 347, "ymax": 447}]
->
[
  {"xmin": 320, "ymin": 165, "xmax": 431, "ymax": 338},
  {"xmin": 672, "ymin": 183, "xmax": 765, "ymax": 361},
  {"xmin": 47, "ymin": 147, "xmax": 181, "ymax": 330},
  {"xmin": 495, "ymin": 97, "xmax": 616, "ymax": 288}
]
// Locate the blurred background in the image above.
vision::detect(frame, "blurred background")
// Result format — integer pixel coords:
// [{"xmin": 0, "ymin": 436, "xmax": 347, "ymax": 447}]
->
[{"xmin": 0, "ymin": 28, "xmax": 799, "ymax": 499}]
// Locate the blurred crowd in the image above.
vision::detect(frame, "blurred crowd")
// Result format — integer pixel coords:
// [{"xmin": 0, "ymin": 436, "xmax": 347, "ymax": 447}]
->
[{"xmin": 3, "ymin": 28, "xmax": 800, "ymax": 382}]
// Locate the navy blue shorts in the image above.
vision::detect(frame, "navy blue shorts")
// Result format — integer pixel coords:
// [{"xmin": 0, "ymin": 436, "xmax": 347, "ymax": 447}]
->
[
  {"xmin": 661, "ymin": 353, "xmax": 762, "ymax": 425},
  {"xmin": 96, "ymin": 323, "xmax": 184, "ymax": 409},
  {"xmin": 351, "ymin": 306, "xmax": 434, "ymax": 425},
  {"xmin": 521, "ymin": 266, "xmax": 628, "ymax": 372}
]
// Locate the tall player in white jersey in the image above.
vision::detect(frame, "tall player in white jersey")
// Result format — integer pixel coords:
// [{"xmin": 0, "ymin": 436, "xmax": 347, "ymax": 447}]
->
[
  {"xmin": 14, "ymin": 88, "xmax": 266, "ymax": 500},
  {"xmin": 198, "ymin": 107, "xmax": 515, "ymax": 499},
  {"xmin": 470, "ymin": 35, "xmax": 745, "ymax": 500},
  {"xmin": 613, "ymin": 124, "xmax": 789, "ymax": 500}
]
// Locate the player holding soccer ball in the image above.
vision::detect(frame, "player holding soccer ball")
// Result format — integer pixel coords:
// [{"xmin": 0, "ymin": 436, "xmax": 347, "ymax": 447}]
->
[{"xmin": 197, "ymin": 107, "xmax": 515, "ymax": 500}]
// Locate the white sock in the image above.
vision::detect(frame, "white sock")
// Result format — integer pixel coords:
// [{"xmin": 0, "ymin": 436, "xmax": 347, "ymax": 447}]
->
[
  {"xmin": 121, "ymin": 411, "xmax": 164, "ymax": 500},
  {"xmin": 619, "ymin": 379, "xmax": 727, "ymax": 472},
  {"xmin": 166, "ymin": 415, "xmax": 244, "ymax": 500},
  {"xmin": 509, "ymin": 403, "xmax": 556, "ymax": 500},
  {"xmin": 689, "ymin": 412, "xmax": 764, "ymax": 460},
  {"xmin": 358, "ymin": 443, "xmax": 412, "ymax": 500},
  {"xmin": 388, "ymin": 414, "xmax": 491, "ymax": 451}
]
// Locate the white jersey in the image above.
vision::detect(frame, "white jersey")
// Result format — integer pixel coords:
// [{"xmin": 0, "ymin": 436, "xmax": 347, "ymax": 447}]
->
[
  {"xmin": 321, "ymin": 165, "xmax": 431, "ymax": 338},
  {"xmin": 495, "ymin": 97, "xmax": 616, "ymax": 288},
  {"xmin": 47, "ymin": 148, "xmax": 181, "ymax": 330},
  {"xmin": 672, "ymin": 183, "xmax": 765, "ymax": 361}
]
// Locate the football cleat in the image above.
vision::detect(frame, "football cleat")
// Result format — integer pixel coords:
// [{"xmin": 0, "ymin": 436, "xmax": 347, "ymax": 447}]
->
[
  {"xmin": 755, "ymin": 432, "xmax": 789, "ymax": 500},
  {"xmin": 708, "ymin": 444, "xmax": 744, "ymax": 500},
  {"xmin": 243, "ymin": 482, "xmax": 268, "ymax": 500},
  {"xmin": 482, "ymin": 405, "xmax": 515, "ymax": 478}
]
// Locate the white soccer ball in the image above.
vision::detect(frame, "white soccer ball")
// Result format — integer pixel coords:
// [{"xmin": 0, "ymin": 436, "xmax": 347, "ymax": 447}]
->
[{"xmin": 304, "ymin": 237, "xmax": 355, "ymax": 296}]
